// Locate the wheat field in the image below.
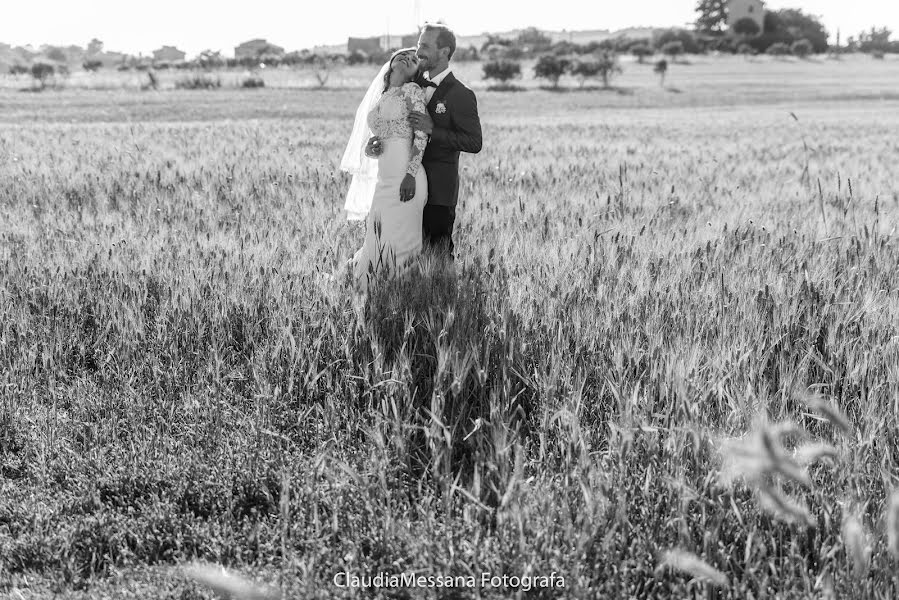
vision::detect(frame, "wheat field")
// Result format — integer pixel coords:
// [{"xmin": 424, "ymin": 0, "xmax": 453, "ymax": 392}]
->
[{"xmin": 1, "ymin": 56, "xmax": 899, "ymax": 599}]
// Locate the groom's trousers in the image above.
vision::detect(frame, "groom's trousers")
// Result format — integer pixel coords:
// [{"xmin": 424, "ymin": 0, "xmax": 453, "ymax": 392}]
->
[{"xmin": 423, "ymin": 204, "xmax": 455, "ymax": 261}]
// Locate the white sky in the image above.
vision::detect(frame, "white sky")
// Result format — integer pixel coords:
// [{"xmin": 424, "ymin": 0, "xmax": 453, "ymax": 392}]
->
[{"xmin": 1, "ymin": 1, "xmax": 896, "ymax": 57}]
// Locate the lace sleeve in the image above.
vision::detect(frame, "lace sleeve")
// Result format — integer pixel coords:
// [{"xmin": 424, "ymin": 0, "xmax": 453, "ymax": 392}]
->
[{"xmin": 403, "ymin": 83, "xmax": 428, "ymax": 177}]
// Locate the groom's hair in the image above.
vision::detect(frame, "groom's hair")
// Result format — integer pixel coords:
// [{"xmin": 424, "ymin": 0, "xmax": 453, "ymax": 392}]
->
[{"xmin": 422, "ymin": 23, "xmax": 456, "ymax": 60}]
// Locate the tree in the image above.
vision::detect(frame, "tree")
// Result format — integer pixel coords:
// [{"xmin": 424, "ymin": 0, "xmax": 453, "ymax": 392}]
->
[
  {"xmin": 654, "ymin": 59, "xmax": 668, "ymax": 87},
  {"xmin": 453, "ymin": 45, "xmax": 479, "ymax": 61},
  {"xmin": 480, "ymin": 34, "xmax": 511, "ymax": 54},
  {"xmin": 87, "ymin": 38, "xmax": 104, "ymax": 55},
  {"xmin": 630, "ymin": 43, "xmax": 653, "ymax": 63},
  {"xmin": 767, "ymin": 9, "xmax": 828, "ymax": 52},
  {"xmin": 533, "ymin": 54, "xmax": 570, "ymax": 88},
  {"xmin": 569, "ymin": 60, "xmax": 599, "ymax": 87},
  {"xmin": 661, "ymin": 41, "xmax": 685, "ymax": 61},
  {"xmin": 791, "ymin": 38, "xmax": 813, "ymax": 58},
  {"xmin": 857, "ymin": 27, "xmax": 892, "ymax": 53},
  {"xmin": 313, "ymin": 55, "xmax": 337, "ymax": 87},
  {"xmin": 45, "ymin": 47, "xmax": 67, "ymax": 63},
  {"xmin": 31, "ymin": 62, "xmax": 55, "ymax": 89},
  {"xmin": 695, "ymin": 0, "xmax": 728, "ymax": 33},
  {"xmin": 196, "ymin": 50, "xmax": 224, "ymax": 70},
  {"xmin": 551, "ymin": 41, "xmax": 579, "ymax": 56},
  {"xmin": 733, "ymin": 18, "xmax": 761, "ymax": 37},
  {"xmin": 516, "ymin": 27, "xmax": 552, "ymax": 54},
  {"xmin": 571, "ymin": 51, "xmax": 622, "ymax": 88},
  {"xmin": 482, "ymin": 59, "xmax": 521, "ymax": 85}
]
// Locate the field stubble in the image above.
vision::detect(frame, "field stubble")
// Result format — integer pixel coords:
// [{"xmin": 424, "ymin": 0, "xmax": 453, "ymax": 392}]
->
[{"xmin": 1, "ymin": 62, "xmax": 899, "ymax": 598}]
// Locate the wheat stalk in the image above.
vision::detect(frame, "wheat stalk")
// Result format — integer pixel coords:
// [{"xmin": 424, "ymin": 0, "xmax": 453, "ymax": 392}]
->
[
  {"xmin": 802, "ymin": 391, "xmax": 851, "ymax": 434},
  {"xmin": 885, "ymin": 490, "xmax": 899, "ymax": 560},
  {"xmin": 841, "ymin": 512, "xmax": 871, "ymax": 577},
  {"xmin": 656, "ymin": 549, "xmax": 729, "ymax": 587},
  {"xmin": 182, "ymin": 563, "xmax": 281, "ymax": 600}
]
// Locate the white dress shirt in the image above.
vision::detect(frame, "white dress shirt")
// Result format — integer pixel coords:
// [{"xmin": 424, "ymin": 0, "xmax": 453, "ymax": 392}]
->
[{"xmin": 424, "ymin": 67, "xmax": 452, "ymax": 104}]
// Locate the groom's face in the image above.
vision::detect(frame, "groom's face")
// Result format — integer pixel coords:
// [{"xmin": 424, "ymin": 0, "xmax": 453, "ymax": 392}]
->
[{"xmin": 416, "ymin": 29, "xmax": 444, "ymax": 73}]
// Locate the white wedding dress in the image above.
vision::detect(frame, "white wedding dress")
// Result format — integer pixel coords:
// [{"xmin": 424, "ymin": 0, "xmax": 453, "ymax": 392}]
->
[{"xmin": 350, "ymin": 82, "xmax": 428, "ymax": 290}]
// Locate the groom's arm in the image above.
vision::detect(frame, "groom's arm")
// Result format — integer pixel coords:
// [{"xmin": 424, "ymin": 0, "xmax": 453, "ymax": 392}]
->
[{"xmin": 430, "ymin": 88, "xmax": 482, "ymax": 154}]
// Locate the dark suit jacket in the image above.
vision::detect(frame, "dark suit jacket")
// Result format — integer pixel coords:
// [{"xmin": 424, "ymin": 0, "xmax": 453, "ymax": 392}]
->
[{"xmin": 420, "ymin": 72, "xmax": 482, "ymax": 207}]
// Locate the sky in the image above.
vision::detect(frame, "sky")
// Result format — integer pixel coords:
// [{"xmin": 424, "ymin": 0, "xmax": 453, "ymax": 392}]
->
[{"xmin": 1, "ymin": 1, "xmax": 896, "ymax": 57}]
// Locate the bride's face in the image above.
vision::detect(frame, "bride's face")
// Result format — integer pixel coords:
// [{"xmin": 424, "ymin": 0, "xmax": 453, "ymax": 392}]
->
[{"xmin": 391, "ymin": 51, "xmax": 419, "ymax": 82}]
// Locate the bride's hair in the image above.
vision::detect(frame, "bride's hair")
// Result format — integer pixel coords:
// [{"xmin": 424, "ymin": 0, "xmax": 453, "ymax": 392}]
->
[{"xmin": 382, "ymin": 47, "xmax": 417, "ymax": 93}]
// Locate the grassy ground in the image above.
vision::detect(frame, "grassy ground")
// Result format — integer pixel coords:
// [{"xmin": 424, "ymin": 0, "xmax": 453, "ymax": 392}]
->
[{"xmin": 1, "ymin": 57, "xmax": 899, "ymax": 598}]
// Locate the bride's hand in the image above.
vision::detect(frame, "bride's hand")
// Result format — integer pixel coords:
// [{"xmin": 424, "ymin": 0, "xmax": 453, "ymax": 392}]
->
[
  {"xmin": 399, "ymin": 174, "xmax": 416, "ymax": 202},
  {"xmin": 365, "ymin": 136, "xmax": 383, "ymax": 158}
]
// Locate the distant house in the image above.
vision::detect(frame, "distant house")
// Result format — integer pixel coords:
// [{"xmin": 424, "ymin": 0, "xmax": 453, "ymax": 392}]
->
[
  {"xmin": 348, "ymin": 37, "xmax": 381, "ymax": 55},
  {"xmin": 152, "ymin": 46, "xmax": 186, "ymax": 62},
  {"xmin": 234, "ymin": 39, "xmax": 285, "ymax": 59},
  {"xmin": 727, "ymin": 0, "xmax": 765, "ymax": 33},
  {"xmin": 97, "ymin": 51, "xmax": 126, "ymax": 68},
  {"xmin": 383, "ymin": 34, "xmax": 420, "ymax": 50},
  {"xmin": 347, "ymin": 34, "xmax": 419, "ymax": 55}
]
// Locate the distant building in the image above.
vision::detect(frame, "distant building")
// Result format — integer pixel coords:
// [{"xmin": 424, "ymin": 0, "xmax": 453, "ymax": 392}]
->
[
  {"xmin": 152, "ymin": 46, "xmax": 186, "ymax": 62},
  {"xmin": 726, "ymin": 0, "xmax": 765, "ymax": 33},
  {"xmin": 347, "ymin": 34, "xmax": 419, "ymax": 55},
  {"xmin": 383, "ymin": 34, "xmax": 420, "ymax": 50},
  {"xmin": 234, "ymin": 39, "xmax": 285, "ymax": 59},
  {"xmin": 348, "ymin": 37, "xmax": 381, "ymax": 55},
  {"xmin": 97, "ymin": 51, "xmax": 126, "ymax": 68}
]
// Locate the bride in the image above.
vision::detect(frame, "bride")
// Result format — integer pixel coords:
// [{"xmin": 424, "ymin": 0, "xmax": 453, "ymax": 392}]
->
[{"xmin": 340, "ymin": 48, "xmax": 429, "ymax": 292}]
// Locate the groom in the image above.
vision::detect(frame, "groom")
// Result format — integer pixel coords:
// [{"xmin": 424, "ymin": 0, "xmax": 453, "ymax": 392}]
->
[{"xmin": 367, "ymin": 23, "xmax": 482, "ymax": 261}]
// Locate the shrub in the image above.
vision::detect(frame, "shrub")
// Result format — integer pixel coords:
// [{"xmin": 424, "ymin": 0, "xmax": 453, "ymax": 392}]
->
[
  {"xmin": 482, "ymin": 59, "xmax": 521, "ymax": 83},
  {"xmin": 766, "ymin": 42, "xmax": 791, "ymax": 56},
  {"xmin": 503, "ymin": 46, "xmax": 525, "ymax": 61},
  {"xmin": 82, "ymin": 60, "xmax": 103, "ymax": 72},
  {"xmin": 661, "ymin": 41, "xmax": 685, "ymax": 60},
  {"xmin": 791, "ymin": 39, "xmax": 814, "ymax": 58},
  {"xmin": 197, "ymin": 50, "xmax": 225, "ymax": 70},
  {"xmin": 175, "ymin": 74, "xmax": 222, "ymax": 90},
  {"xmin": 630, "ymin": 44, "xmax": 653, "ymax": 63},
  {"xmin": 347, "ymin": 50, "xmax": 367, "ymax": 66},
  {"xmin": 655, "ymin": 29, "xmax": 700, "ymax": 54},
  {"xmin": 9, "ymin": 64, "xmax": 29, "ymax": 76},
  {"xmin": 738, "ymin": 43, "xmax": 758, "ymax": 57},
  {"xmin": 533, "ymin": 54, "xmax": 571, "ymax": 88},
  {"xmin": 241, "ymin": 76, "xmax": 265, "ymax": 88},
  {"xmin": 872, "ymin": 49, "xmax": 886, "ymax": 59},
  {"xmin": 709, "ymin": 36, "xmax": 737, "ymax": 53}
]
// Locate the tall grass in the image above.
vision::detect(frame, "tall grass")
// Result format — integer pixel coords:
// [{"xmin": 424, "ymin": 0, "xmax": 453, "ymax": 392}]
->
[{"xmin": 0, "ymin": 87, "xmax": 898, "ymax": 598}]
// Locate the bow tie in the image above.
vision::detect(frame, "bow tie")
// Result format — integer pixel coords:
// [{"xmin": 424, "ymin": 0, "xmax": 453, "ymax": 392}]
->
[{"xmin": 417, "ymin": 77, "xmax": 438, "ymax": 88}]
